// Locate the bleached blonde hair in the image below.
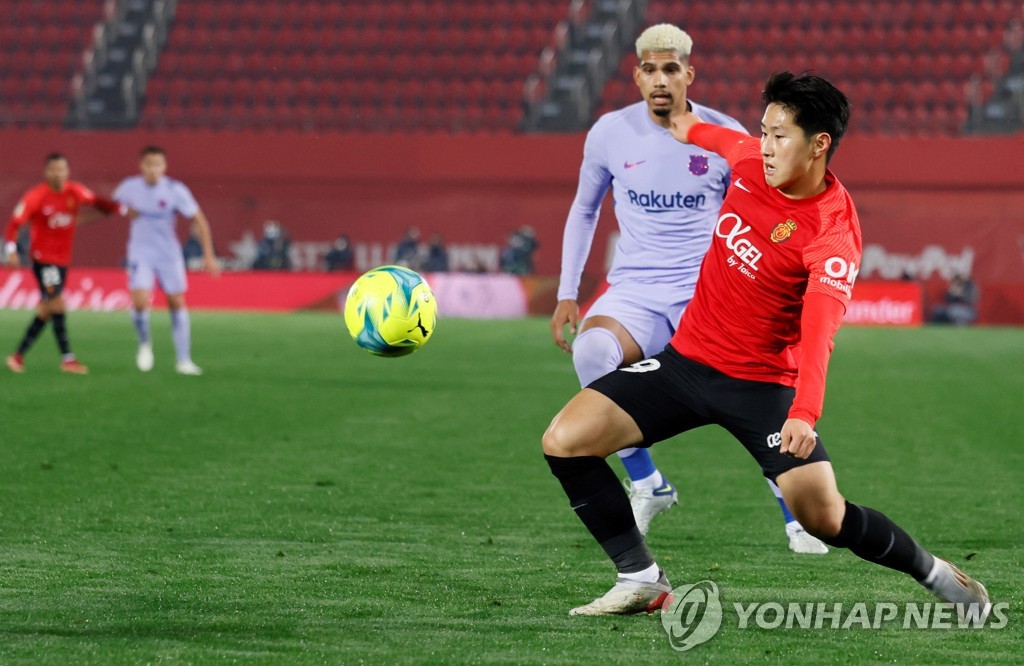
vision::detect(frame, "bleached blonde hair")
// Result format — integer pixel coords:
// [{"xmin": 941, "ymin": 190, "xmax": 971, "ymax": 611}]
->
[{"xmin": 635, "ymin": 24, "xmax": 693, "ymax": 59}]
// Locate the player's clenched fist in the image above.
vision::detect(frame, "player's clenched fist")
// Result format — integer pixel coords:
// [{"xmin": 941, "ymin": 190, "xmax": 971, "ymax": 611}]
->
[{"xmin": 780, "ymin": 418, "xmax": 818, "ymax": 459}]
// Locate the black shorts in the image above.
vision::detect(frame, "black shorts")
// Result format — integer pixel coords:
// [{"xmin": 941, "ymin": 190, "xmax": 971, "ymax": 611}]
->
[
  {"xmin": 588, "ymin": 346, "xmax": 831, "ymax": 482},
  {"xmin": 32, "ymin": 263, "xmax": 68, "ymax": 300}
]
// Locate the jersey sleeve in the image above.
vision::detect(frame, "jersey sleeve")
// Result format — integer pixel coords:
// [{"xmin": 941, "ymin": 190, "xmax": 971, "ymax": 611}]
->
[
  {"xmin": 687, "ymin": 123, "xmax": 757, "ymax": 169},
  {"xmin": 802, "ymin": 218, "xmax": 861, "ymax": 307},
  {"xmin": 5, "ymin": 191, "xmax": 36, "ymax": 244},
  {"xmin": 72, "ymin": 182, "xmax": 121, "ymax": 215},
  {"xmin": 557, "ymin": 126, "xmax": 612, "ymax": 301},
  {"xmin": 72, "ymin": 181, "xmax": 97, "ymax": 204},
  {"xmin": 788, "ymin": 214, "xmax": 861, "ymax": 425},
  {"xmin": 788, "ymin": 292, "xmax": 845, "ymax": 426},
  {"xmin": 173, "ymin": 181, "xmax": 201, "ymax": 219}
]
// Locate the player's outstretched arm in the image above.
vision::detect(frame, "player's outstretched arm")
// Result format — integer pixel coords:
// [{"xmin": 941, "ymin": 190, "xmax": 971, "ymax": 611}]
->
[
  {"xmin": 191, "ymin": 210, "xmax": 221, "ymax": 276},
  {"xmin": 781, "ymin": 293, "xmax": 847, "ymax": 459},
  {"xmin": 667, "ymin": 108, "xmax": 703, "ymax": 144},
  {"xmin": 551, "ymin": 299, "xmax": 580, "ymax": 353},
  {"xmin": 79, "ymin": 191, "xmax": 127, "ymax": 223}
]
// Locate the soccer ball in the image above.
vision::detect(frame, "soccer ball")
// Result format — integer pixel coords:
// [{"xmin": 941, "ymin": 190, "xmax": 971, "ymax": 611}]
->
[{"xmin": 343, "ymin": 265, "xmax": 437, "ymax": 357}]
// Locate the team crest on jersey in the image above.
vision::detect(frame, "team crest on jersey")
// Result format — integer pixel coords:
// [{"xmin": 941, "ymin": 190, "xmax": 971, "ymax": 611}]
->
[
  {"xmin": 770, "ymin": 219, "xmax": 797, "ymax": 243},
  {"xmin": 158, "ymin": 199, "xmax": 167, "ymax": 208},
  {"xmin": 67, "ymin": 197, "xmax": 75, "ymax": 207},
  {"xmin": 688, "ymin": 154, "xmax": 710, "ymax": 176}
]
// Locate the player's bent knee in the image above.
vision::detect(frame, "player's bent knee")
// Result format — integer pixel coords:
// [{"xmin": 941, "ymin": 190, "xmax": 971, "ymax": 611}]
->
[
  {"xmin": 543, "ymin": 389, "xmax": 640, "ymax": 458},
  {"xmin": 542, "ymin": 419, "xmax": 583, "ymax": 457},
  {"xmin": 542, "ymin": 410, "xmax": 611, "ymax": 458},
  {"xmin": 541, "ymin": 425, "xmax": 564, "ymax": 457}
]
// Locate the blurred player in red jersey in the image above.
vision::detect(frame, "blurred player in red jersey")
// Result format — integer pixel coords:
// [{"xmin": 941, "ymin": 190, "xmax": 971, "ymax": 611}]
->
[
  {"xmin": 542, "ymin": 72, "xmax": 991, "ymax": 620},
  {"xmin": 4, "ymin": 153, "xmax": 126, "ymax": 374}
]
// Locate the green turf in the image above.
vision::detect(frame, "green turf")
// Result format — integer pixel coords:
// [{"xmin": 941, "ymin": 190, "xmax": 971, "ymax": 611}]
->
[{"xmin": 0, "ymin": 310, "xmax": 1021, "ymax": 664}]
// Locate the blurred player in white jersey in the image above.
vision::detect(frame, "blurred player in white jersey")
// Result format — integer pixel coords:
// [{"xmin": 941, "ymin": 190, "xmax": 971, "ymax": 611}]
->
[
  {"xmin": 551, "ymin": 24, "xmax": 827, "ymax": 553},
  {"xmin": 113, "ymin": 146, "xmax": 219, "ymax": 375}
]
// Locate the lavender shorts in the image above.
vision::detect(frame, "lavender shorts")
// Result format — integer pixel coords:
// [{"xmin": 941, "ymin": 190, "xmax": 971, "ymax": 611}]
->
[
  {"xmin": 584, "ymin": 281, "xmax": 691, "ymax": 358},
  {"xmin": 127, "ymin": 254, "xmax": 188, "ymax": 295}
]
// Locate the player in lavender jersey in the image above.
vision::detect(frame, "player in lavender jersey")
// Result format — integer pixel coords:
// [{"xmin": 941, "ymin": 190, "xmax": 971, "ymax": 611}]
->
[
  {"xmin": 550, "ymin": 24, "xmax": 827, "ymax": 553},
  {"xmin": 113, "ymin": 146, "xmax": 220, "ymax": 375}
]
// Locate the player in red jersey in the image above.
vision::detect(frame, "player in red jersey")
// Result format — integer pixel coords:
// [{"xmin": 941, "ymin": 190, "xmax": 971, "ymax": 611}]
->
[
  {"xmin": 5, "ymin": 153, "xmax": 126, "ymax": 374},
  {"xmin": 542, "ymin": 72, "xmax": 991, "ymax": 619}
]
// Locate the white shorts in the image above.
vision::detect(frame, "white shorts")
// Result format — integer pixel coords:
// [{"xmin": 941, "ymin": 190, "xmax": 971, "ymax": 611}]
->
[
  {"xmin": 584, "ymin": 281, "xmax": 691, "ymax": 358},
  {"xmin": 127, "ymin": 255, "xmax": 188, "ymax": 295}
]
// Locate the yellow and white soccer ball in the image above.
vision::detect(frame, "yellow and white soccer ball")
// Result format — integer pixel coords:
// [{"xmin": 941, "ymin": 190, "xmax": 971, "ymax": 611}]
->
[{"xmin": 343, "ymin": 265, "xmax": 437, "ymax": 357}]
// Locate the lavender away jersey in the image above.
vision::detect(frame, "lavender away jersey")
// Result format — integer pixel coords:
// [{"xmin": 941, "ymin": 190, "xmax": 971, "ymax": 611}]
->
[
  {"xmin": 113, "ymin": 175, "xmax": 200, "ymax": 262},
  {"xmin": 558, "ymin": 100, "xmax": 747, "ymax": 301}
]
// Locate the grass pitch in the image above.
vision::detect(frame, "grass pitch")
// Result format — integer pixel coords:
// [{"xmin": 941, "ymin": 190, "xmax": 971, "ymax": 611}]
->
[{"xmin": 0, "ymin": 310, "xmax": 1021, "ymax": 664}]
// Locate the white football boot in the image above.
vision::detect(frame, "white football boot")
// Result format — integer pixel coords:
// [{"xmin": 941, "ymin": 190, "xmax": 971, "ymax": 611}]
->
[
  {"xmin": 136, "ymin": 343, "xmax": 154, "ymax": 372},
  {"xmin": 175, "ymin": 360, "xmax": 204, "ymax": 376},
  {"xmin": 624, "ymin": 479, "xmax": 678, "ymax": 536},
  {"xmin": 569, "ymin": 570, "xmax": 672, "ymax": 616},
  {"xmin": 786, "ymin": 523, "xmax": 830, "ymax": 554},
  {"xmin": 923, "ymin": 558, "xmax": 992, "ymax": 623}
]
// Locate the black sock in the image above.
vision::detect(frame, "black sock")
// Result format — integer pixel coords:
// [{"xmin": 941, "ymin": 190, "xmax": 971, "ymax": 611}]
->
[
  {"xmin": 51, "ymin": 313, "xmax": 71, "ymax": 356},
  {"xmin": 545, "ymin": 454, "xmax": 654, "ymax": 574},
  {"xmin": 822, "ymin": 501, "xmax": 934, "ymax": 581},
  {"xmin": 16, "ymin": 316, "xmax": 47, "ymax": 355}
]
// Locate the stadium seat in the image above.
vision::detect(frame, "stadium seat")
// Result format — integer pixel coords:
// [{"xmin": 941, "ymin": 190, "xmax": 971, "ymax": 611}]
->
[
  {"xmin": 7, "ymin": 0, "xmax": 1008, "ymax": 134},
  {"xmin": 118, "ymin": 0, "xmax": 573, "ymax": 132}
]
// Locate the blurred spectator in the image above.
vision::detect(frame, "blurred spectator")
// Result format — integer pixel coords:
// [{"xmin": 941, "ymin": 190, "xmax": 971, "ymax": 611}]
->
[
  {"xmin": 929, "ymin": 273, "xmax": 979, "ymax": 326},
  {"xmin": 253, "ymin": 220, "xmax": 292, "ymax": 271},
  {"xmin": 324, "ymin": 234, "xmax": 354, "ymax": 271},
  {"xmin": 421, "ymin": 233, "xmax": 449, "ymax": 272},
  {"xmin": 519, "ymin": 226, "xmax": 538, "ymax": 263},
  {"xmin": 460, "ymin": 256, "xmax": 489, "ymax": 274},
  {"xmin": 392, "ymin": 226, "xmax": 422, "ymax": 269},
  {"xmin": 182, "ymin": 229, "xmax": 204, "ymax": 270},
  {"xmin": 499, "ymin": 226, "xmax": 539, "ymax": 275},
  {"xmin": 14, "ymin": 225, "xmax": 30, "ymax": 265}
]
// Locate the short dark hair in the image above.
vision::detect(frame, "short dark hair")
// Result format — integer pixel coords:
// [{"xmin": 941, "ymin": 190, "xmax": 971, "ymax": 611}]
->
[
  {"xmin": 140, "ymin": 145, "xmax": 165, "ymax": 158},
  {"xmin": 762, "ymin": 71, "xmax": 850, "ymax": 162},
  {"xmin": 45, "ymin": 152, "xmax": 67, "ymax": 164}
]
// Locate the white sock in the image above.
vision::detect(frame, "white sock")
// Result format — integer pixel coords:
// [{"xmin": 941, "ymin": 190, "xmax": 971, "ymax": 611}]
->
[
  {"xmin": 918, "ymin": 558, "xmax": 978, "ymax": 608},
  {"xmin": 631, "ymin": 470, "xmax": 664, "ymax": 492},
  {"xmin": 619, "ymin": 562, "xmax": 660, "ymax": 584},
  {"xmin": 922, "ymin": 558, "xmax": 944, "ymax": 588},
  {"xmin": 785, "ymin": 520, "xmax": 806, "ymax": 535}
]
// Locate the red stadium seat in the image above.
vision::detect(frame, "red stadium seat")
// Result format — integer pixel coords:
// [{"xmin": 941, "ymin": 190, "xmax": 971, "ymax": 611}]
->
[{"xmin": 9, "ymin": 0, "xmax": 1002, "ymax": 134}]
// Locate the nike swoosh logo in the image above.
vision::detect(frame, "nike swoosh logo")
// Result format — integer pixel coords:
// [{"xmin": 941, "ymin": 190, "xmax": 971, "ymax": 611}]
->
[
  {"xmin": 735, "ymin": 178, "xmax": 751, "ymax": 193},
  {"xmin": 624, "ymin": 160, "xmax": 646, "ymax": 169}
]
